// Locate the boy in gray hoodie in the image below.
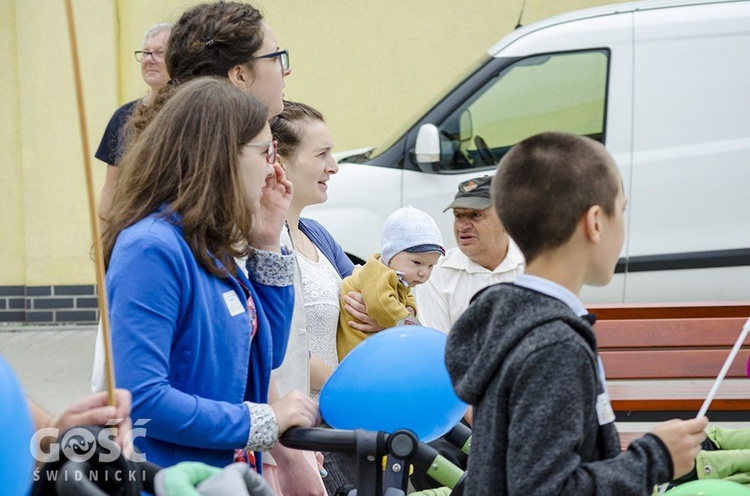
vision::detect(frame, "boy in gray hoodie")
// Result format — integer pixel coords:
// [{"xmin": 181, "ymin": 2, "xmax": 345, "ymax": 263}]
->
[{"xmin": 445, "ymin": 132, "xmax": 708, "ymax": 495}]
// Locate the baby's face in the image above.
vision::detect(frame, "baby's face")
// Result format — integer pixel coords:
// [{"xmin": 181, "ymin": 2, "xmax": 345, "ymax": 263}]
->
[{"xmin": 388, "ymin": 251, "xmax": 442, "ymax": 287}]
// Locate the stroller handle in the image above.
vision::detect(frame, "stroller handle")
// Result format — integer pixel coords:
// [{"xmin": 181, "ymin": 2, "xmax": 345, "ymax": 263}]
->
[
  {"xmin": 280, "ymin": 427, "xmax": 359, "ymax": 452},
  {"xmin": 282, "ymin": 427, "xmax": 466, "ymax": 493},
  {"xmin": 444, "ymin": 422, "xmax": 472, "ymax": 455}
]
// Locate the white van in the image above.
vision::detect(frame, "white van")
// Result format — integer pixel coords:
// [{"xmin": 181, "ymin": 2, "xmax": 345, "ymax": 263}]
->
[{"xmin": 308, "ymin": 0, "xmax": 750, "ymax": 303}]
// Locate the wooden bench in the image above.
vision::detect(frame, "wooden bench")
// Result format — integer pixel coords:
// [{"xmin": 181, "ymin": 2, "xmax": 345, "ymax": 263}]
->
[{"xmin": 586, "ymin": 302, "xmax": 750, "ymax": 448}]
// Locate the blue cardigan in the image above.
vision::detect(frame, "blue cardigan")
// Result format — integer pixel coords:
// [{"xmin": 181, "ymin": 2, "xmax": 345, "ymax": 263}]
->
[
  {"xmin": 107, "ymin": 213, "xmax": 294, "ymax": 469},
  {"xmin": 299, "ymin": 217, "xmax": 354, "ymax": 278}
]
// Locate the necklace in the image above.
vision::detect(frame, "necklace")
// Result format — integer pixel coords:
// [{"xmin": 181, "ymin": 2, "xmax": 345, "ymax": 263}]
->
[{"xmin": 291, "ymin": 229, "xmax": 317, "ymax": 261}]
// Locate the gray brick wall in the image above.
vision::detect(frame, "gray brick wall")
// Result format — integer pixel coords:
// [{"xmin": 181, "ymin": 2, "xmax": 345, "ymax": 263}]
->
[{"xmin": 0, "ymin": 285, "xmax": 100, "ymax": 324}]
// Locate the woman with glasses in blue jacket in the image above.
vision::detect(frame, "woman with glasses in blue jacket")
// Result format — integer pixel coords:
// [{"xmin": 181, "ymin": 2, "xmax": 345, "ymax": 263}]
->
[{"xmin": 103, "ymin": 76, "xmax": 318, "ymax": 473}]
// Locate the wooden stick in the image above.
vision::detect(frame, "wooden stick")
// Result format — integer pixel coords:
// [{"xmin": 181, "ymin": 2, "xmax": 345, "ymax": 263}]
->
[{"xmin": 63, "ymin": 0, "xmax": 116, "ymax": 407}]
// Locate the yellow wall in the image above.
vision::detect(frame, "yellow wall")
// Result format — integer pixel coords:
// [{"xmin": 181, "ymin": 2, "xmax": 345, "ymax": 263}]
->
[
  {"xmin": 0, "ymin": 0, "xmax": 24, "ymax": 284},
  {"xmin": 1, "ymin": 0, "xmax": 620, "ymax": 287},
  {"xmin": 1, "ymin": 0, "xmax": 116, "ymax": 286}
]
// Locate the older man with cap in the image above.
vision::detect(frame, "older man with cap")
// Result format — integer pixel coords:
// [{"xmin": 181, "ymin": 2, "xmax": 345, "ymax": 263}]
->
[{"xmin": 415, "ymin": 175, "xmax": 525, "ymax": 333}]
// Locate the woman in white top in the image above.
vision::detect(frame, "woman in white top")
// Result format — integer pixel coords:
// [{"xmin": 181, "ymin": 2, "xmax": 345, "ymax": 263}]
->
[
  {"xmin": 271, "ymin": 101, "xmax": 354, "ymax": 398},
  {"xmin": 272, "ymin": 101, "xmax": 367, "ymax": 493}
]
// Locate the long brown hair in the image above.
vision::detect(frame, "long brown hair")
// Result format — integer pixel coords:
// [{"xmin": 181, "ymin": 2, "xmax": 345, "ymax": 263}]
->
[
  {"xmin": 127, "ymin": 1, "xmax": 266, "ymax": 141},
  {"xmin": 103, "ymin": 77, "xmax": 269, "ymax": 277}
]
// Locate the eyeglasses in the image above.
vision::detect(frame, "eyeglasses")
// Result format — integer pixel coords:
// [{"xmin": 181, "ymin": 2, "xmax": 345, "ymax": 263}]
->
[
  {"xmin": 255, "ymin": 49, "xmax": 290, "ymax": 72},
  {"xmin": 245, "ymin": 140, "xmax": 278, "ymax": 165},
  {"xmin": 134, "ymin": 50, "xmax": 164, "ymax": 62}
]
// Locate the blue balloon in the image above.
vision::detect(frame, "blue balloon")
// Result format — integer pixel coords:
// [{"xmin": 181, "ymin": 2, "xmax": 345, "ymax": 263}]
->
[
  {"xmin": 320, "ymin": 326, "xmax": 467, "ymax": 442},
  {"xmin": 665, "ymin": 480, "xmax": 750, "ymax": 495},
  {"xmin": 0, "ymin": 355, "xmax": 35, "ymax": 496}
]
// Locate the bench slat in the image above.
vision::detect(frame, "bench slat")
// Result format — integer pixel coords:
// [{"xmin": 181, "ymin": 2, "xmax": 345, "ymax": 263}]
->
[
  {"xmin": 607, "ymin": 379, "xmax": 749, "ymax": 399},
  {"xmin": 595, "ymin": 317, "xmax": 749, "ymax": 347},
  {"xmin": 600, "ymin": 349, "xmax": 750, "ymax": 379},
  {"xmin": 588, "ymin": 303, "xmax": 750, "ymax": 320},
  {"xmin": 607, "ymin": 378, "xmax": 750, "ymax": 410},
  {"xmin": 613, "ymin": 398, "xmax": 750, "ymax": 411}
]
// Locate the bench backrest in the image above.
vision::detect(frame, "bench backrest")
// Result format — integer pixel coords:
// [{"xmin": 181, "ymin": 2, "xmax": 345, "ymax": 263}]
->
[
  {"xmin": 589, "ymin": 302, "xmax": 750, "ymax": 380},
  {"xmin": 587, "ymin": 303, "xmax": 750, "ymax": 448}
]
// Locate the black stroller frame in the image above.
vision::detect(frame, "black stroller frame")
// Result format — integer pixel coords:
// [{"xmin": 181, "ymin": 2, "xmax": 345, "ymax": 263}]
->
[{"xmin": 281, "ymin": 425, "xmax": 470, "ymax": 496}]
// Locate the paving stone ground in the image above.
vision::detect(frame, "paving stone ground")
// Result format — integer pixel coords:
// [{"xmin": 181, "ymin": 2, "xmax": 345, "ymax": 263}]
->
[{"xmin": 0, "ymin": 325, "xmax": 97, "ymax": 415}]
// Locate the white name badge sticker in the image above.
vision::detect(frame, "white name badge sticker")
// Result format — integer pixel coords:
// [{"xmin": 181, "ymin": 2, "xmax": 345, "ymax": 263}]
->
[
  {"xmin": 596, "ymin": 392, "xmax": 616, "ymax": 425},
  {"xmin": 223, "ymin": 290, "xmax": 246, "ymax": 317}
]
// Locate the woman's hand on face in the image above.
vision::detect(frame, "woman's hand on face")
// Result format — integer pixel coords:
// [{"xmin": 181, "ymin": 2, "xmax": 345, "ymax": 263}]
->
[{"xmin": 250, "ymin": 162, "xmax": 294, "ymax": 252}]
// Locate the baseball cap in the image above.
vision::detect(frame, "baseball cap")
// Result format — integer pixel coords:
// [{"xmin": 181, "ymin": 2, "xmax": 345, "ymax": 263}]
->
[{"xmin": 443, "ymin": 175, "xmax": 493, "ymax": 212}]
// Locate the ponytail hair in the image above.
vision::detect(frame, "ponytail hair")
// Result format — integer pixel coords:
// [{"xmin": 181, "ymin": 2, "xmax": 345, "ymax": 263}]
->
[
  {"xmin": 124, "ymin": 2, "xmax": 265, "ymax": 145},
  {"xmin": 270, "ymin": 100, "xmax": 325, "ymax": 159}
]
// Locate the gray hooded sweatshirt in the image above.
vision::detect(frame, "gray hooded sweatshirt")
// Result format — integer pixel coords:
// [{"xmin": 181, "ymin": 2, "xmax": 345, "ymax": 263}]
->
[{"xmin": 446, "ymin": 283, "xmax": 673, "ymax": 495}]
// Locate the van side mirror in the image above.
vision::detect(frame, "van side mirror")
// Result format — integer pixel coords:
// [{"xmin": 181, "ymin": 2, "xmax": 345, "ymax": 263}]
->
[
  {"xmin": 415, "ymin": 124, "xmax": 443, "ymax": 172},
  {"xmin": 415, "ymin": 124, "xmax": 441, "ymax": 171}
]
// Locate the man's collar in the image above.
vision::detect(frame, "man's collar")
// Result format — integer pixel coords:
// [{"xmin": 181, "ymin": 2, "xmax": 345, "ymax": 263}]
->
[{"xmin": 442, "ymin": 239, "xmax": 525, "ymax": 274}]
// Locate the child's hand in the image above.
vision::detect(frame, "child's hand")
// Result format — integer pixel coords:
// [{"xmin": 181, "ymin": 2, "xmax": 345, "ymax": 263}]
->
[
  {"xmin": 650, "ymin": 416, "xmax": 708, "ymax": 479},
  {"xmin": 396, "ymin": 314, "xmax": 421, "ymax": 326}
]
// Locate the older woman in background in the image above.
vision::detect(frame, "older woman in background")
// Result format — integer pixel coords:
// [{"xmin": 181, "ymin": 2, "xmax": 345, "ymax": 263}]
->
[{"xmin": 96, "ymin": 22, "xmax": 171, "ymax": 215}]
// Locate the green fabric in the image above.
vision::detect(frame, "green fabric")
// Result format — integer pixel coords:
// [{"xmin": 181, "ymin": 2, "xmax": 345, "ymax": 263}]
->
[
  {"xmin": 157, "ymin": 462, "xmax": 223, "ymax": 496},
  {"xmin": 696, "ymin": 450, "xmax": 750, "ymax": 481},
  {"xmin": 654, "ymin": 427, "xmax": 750, "ymax": 495},
  {"xmin": 695, "ymin": 427, "xmax": 750, "ymax": 484},
  {"xmin": 708, "ymin": 426, "xmax": 750, "ymax": 451},
  {"xmin": 694, "ymin": 427, "xmax": 750, "ymax": 484},
  {"xmin": 410, "ymin": 487, "xmax": 453, "ymax": 496}
]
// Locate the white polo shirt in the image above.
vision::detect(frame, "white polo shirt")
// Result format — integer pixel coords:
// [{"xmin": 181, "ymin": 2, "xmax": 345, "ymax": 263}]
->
[{"xmin": 414, "ymin": 239, "xmax": 525, "ymax": 333}]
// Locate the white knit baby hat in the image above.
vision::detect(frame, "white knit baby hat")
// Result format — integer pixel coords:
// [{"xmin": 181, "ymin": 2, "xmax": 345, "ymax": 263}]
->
[{"xmin": 380, "ymin": 205, "xmax": 445, "ymax": 265}]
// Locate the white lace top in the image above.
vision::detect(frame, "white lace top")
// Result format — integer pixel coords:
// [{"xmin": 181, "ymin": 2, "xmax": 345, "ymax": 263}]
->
[{"xmin": 295, "ymin": 246, "xmax": 342, "ymax": 399}]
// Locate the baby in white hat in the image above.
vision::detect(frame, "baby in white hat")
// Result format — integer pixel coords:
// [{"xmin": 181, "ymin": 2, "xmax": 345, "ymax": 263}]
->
[{"xmin": 337, "ymin": 206, "xmax": 445, "ymax": 360}]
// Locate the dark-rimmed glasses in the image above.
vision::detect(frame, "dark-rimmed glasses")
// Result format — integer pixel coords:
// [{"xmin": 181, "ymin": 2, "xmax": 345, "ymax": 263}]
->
[
  {"xmin": 256, "ymin": 49, "xmax": 290, "ymax": 71},
  {"xmin": 134, "ymin": 50, "xmax": 165, "ymax": 62},
  {"xmin": 245, "ymin": 140, "xmax": 278, "ymax": 165}
]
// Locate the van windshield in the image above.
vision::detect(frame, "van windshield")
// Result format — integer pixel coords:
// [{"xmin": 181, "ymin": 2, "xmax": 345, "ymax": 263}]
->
[{"xmin": 368, "ymin": 53, "xmax": 492, "ymax": 160}]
